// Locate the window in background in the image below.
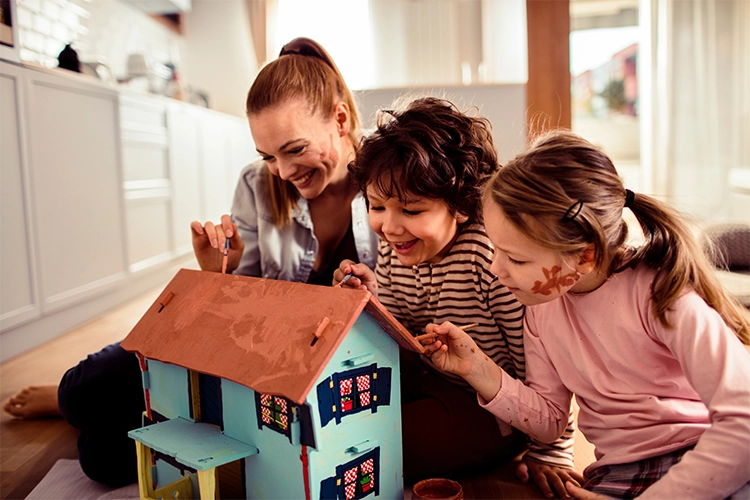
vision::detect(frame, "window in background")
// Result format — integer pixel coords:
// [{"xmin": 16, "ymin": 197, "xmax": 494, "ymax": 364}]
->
[
  {"xmin": 570, "ymin": 0, "xmax": 640, "ymax": 191},
  {"xmin": 273, "ymin": 0, "xmax": 526, "ymax": 90},
  {"xmin": 274, "ymin": 0, "xmax": 374, "ymax": 90}
]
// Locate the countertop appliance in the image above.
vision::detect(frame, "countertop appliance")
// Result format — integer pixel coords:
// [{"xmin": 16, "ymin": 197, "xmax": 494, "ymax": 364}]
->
[{"xmin": 0, "ymin": 0, "xmax": 20, "ymax": 62}]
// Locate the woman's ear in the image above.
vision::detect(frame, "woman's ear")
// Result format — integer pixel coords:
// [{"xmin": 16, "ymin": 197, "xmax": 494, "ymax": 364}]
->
[
  {"xmin": 576, "ymin": 244, "xmax": 597, "ymax": 275},
  {"xmin": 334, "ymin": 101, "xmax": 350, "ymax": 137}
]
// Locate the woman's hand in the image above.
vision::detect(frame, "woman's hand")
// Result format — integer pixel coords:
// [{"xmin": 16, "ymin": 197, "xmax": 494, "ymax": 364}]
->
[
  {"xmin": 515, "ymin": 457, "xmax": 585, "ymax": 499},
  {"xmin": 333, "ymin": 260, "xmax": 378, "ymax": 295},
  {"xmin": 191, "ymin": 214, "xmax": 244, "ymax": 273}
]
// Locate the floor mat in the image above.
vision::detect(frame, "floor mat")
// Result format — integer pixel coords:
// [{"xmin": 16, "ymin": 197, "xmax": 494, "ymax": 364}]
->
[{"xmin": 25, "ymin": 459, "xmax": 138, "ymax": 500}]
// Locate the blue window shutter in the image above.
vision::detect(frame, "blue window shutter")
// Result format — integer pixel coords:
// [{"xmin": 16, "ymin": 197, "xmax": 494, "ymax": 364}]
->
[
  {"xmin": 319, "ymin": 475, "xmax": 338, "ymax": 500},
  {"xmin": 374, "ymin": 367, "xmax": 392, "ymax": 409},
  {"xmin": 316, "ymin": 377, "xmax": 335, "ymax": 427}
]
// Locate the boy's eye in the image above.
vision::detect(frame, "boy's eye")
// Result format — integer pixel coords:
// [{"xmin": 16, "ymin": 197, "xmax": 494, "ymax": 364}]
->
[
  {"xmin": 403, "ymin": 209, "xmax": 422, "ymax": 216},
  {"xmin": 368, "ymin": 206, "xmax": 384, "ymax": 212}
]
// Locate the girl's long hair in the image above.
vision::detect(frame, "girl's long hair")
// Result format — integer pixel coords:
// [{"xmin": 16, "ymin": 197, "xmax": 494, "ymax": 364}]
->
[
  {"xmin": 485, "ymin": 130, "xmax": 749, "ymax": 344},
  {"xmin": 246, "ymin": 37, "xmax": 361, "ymax": 226}
]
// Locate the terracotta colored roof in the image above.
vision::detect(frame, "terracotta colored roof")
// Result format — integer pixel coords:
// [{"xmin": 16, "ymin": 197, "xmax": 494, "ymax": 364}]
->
[{"xmin": 120, "ymin": 269, "xmax": 422, "ymax": 404}]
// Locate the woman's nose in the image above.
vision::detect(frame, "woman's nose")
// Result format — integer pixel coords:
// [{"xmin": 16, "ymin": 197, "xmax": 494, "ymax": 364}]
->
[{"xmin": 275, "ymin": 158, "xmax": 296, "ymax": 180}]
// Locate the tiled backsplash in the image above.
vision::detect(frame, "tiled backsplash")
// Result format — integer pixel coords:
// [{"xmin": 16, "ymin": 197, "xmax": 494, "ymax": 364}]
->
[{"xmin": 15, "ymin": 0, "xmax": 182, "ymax": 79}]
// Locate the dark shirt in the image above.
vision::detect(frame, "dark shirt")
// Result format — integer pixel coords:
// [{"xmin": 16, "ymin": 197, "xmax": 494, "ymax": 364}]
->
[{"xmin": 307, "ymin": 221, "xmax": 358, "ymax": 286}]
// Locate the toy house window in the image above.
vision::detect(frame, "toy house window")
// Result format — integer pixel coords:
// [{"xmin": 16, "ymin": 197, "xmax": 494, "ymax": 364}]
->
[
  {"xmin": 255, "ymin": 392, "xmax": 294, "ymax": 440},
  {"xmin": 320, "ymin": 447, "xmax": 380, "ymax": 500},
  {"xmin": 316, "ymin": 364, "xmax": 391, "ymax": 427},
  {"xmin": 340, "ymin": 373, "xmax": 372, "ymax": 413}
]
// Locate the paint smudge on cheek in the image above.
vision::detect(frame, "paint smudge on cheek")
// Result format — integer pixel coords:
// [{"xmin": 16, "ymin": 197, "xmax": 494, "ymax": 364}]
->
[{"xmin": 531, "ymin": 265, "xmax": 580, "ymax": 295}]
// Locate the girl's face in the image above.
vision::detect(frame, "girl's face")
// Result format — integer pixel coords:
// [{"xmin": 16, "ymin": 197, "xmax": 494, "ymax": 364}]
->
[
  {"xmin": 484, "ymin": 200, "xmax": 582, "ymax": 306},
  {"xmin": 249, "ymin": 98, "xmax": 351, "ymax": 199},
  {"xmin": 367, "ymin": 186, "xmax": 467, "ymax": 266}
]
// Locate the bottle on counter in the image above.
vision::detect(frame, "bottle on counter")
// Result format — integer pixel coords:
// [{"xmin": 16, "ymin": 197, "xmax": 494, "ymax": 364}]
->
[{"xmin": 166, "ymin": 63, "xmax": 185, "ymax": 101}]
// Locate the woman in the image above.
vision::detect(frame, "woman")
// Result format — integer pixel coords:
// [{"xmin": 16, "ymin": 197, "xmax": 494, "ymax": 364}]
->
[{"xmin": 4, "ymin": 37, "xmax": 377, "ymax": 487}]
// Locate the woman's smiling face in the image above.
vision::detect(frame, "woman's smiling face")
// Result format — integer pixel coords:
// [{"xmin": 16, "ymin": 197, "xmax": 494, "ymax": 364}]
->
[
  {"xmin": 248, "ymin": 98, "xmax": 350, "ymax": 199},
  {"xmin": 367, "ymin": 185, "xmax": 467, "ymax": 266}
]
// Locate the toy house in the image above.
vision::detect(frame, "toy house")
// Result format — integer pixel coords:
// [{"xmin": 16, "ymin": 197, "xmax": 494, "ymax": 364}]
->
[{"xmin": 120, "ymin": 269, "xmax": 423, "ymax": 500}]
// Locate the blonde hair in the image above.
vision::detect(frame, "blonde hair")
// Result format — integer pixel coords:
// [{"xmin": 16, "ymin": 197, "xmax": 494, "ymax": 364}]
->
[
  {"xmin": 246, "ymin": 37, "xmax": 361, "ymax": 226},
  {"xmin": 485, "ymin": 130, "xmax": 749, "ymax": 344}
]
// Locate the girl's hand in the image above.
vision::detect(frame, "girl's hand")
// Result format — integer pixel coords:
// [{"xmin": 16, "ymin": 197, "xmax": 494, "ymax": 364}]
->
[
  {"xmin": 333, "ymin": 261, "xmax": 378, "ymax": 295},
  {"xmin": 516, "ymin": 458, "xmax": 585, "ymax": 499},
  {"xmin": 422, "ymin": 322, "xmax": 482, "ymax": 377},
  {"xmin": 190, "ymin": 214, "xmax": 244, "ymax": 273},
  {"xmin": 565, "ymin": 482, "xmax": 609, "ymax": 500}
]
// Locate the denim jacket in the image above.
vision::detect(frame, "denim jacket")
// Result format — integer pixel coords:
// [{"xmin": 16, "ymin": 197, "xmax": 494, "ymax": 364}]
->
[{"xmin": 231, "ymin": 159, "xmax": 378, "ymax": 282}]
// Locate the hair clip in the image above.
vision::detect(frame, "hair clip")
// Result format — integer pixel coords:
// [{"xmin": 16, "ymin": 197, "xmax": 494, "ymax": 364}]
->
[{"xmin": 563, "ymin": 200, "xmax": 584, "ymax": 221}]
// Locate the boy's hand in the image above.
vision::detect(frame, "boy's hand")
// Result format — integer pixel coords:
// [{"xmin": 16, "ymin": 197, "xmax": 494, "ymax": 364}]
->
[
  {"xmin": 516, "ymin": 458, "xmax": 585, "ymax": 499},
  {"xmin": 191, "ymin": 214, "xmax": 244, "ymax": 273},
  {"xmin": 333, "ymin": 261, "xmax": 378, "ymax": 295}
]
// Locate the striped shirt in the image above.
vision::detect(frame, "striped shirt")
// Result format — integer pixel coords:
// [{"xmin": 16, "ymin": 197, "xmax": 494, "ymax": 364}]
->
[{"xmin": 376, "ymin": 224, "xmax": 576, "ymax": 467}]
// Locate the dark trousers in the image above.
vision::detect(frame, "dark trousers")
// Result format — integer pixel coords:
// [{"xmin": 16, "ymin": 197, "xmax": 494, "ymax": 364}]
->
[
  {"xmin": 58, "ymin": 342, "xmax": 144, "ymax": 487},
  {"xmin": 400, "ymin": 349, "xmax": 526, "ymax": 484}
]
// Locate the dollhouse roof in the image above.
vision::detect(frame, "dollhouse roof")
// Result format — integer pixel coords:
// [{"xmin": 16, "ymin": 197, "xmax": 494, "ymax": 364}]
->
[{"xmin": 120, "ymin": 269, "xmax": 421, "ymax": 405}]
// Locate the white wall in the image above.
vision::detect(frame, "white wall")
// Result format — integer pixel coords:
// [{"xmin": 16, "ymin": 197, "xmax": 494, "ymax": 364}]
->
[{"xmin": 181, "ymin": 0, "xmax": 258, "ymax": 117}]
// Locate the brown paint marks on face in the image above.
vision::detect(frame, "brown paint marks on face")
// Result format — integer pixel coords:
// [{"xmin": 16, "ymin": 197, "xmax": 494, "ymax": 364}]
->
[{"xmin": 531, "ymin": 265, "xmax": 579, "ymax": 295}]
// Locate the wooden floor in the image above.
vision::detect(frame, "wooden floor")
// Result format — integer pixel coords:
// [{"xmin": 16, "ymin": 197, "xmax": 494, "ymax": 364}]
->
[{"xmin": 0, "ymin": 283, "xmax": 594, "ymax": 500}]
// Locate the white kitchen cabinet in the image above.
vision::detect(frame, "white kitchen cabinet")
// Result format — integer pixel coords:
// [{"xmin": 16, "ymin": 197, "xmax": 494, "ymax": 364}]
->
[
  {"xmin": 0, "ymin": 61, "xmax": 39, "ymax": 331},
  {"xmin": 24, "ymin": 66, "xmax": 127, "ymax": 314},
  {"xmin": 166, "ymin": 104, "xmax": 202, "ymax": 256},
  {"xmin": 119, "ymin": 94, "xmax": 175, "ymax": 273},
  {"xmin": 0, "ymin": 61, "xmax": 254, "ymax": 362}
]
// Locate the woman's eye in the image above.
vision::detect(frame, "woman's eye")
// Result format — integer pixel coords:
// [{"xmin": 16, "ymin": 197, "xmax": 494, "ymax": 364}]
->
[{"xmin": 288, "ymin": 146, "xmax": 305, "ymax": 155}]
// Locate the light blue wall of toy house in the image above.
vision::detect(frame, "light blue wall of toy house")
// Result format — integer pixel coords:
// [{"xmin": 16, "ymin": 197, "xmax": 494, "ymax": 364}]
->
[
  {"xmin": 146, "ymin": 358, "xmax": 307, "ymax": 499},
  {"xmin": 141, "ymin": 309, "xmax": 403, "ymax": 499},
  {"xmin": 248, "ymin": 310, "xmax": 403, "ymax": 500}
]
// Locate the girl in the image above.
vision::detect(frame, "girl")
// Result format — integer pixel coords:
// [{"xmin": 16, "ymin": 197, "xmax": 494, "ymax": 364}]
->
[
  {"xmin": 423, "ymin": 130, "xmax": 750, "ymax": 499},
  {"xmin": 335, "ymin": 97, "xmax": 580, "ymax": 497}
]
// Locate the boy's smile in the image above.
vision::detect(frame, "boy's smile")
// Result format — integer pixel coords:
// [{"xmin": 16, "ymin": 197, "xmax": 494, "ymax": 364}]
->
[{"xmin": 367, "ymin": 187, "xmax": 467, "ymax": 266}]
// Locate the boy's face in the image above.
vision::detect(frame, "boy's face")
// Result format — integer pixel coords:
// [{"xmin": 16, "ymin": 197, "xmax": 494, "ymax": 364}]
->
[
  {"xmin": 484, "ymin": 200, "xmax": 581, "ymax": 306},
  {"xmin": 367, "ymin": 186, "xmax": 466, "ymax": 266}
]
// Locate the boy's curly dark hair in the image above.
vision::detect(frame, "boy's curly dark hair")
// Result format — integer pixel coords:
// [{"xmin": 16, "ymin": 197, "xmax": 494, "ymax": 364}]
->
[{"xmin": 349, "ymin": 97, "xmax": 499, "ymax": 225}]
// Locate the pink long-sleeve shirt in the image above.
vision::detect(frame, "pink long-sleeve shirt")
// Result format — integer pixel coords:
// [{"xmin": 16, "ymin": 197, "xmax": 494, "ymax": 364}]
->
[{"xmin": 481, "ymin": 264, "xmax": 750, "ymax": 499}]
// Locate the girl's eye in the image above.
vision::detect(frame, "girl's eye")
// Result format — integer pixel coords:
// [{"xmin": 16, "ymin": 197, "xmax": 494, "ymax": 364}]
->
[
  {"xmin": 261, "ymin": 156, "xmax": 274, "ymax": 162},
  {"xmin": 403, "ymin": 209, "xmax": 421, "ymax": 216},
  {"xmin": 507, "ymin": 256, "xmax": 526, "ymax": 265}
]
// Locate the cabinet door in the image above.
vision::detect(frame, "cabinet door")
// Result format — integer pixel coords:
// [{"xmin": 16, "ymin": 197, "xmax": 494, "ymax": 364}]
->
[
  {"xmin": 120, "ymin": 95, "xmax": 174, "ymax": 272},
  {"xmin": 167, "ymin": 104, "xmax": 202, "ymax": 256},
  {"xmin": 0, "ymin": 62, "xmax": 40, "ymax": 331},
  {"xmin": 25, "ymin": 69, "xmax": 127, "ymax": 313}
]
